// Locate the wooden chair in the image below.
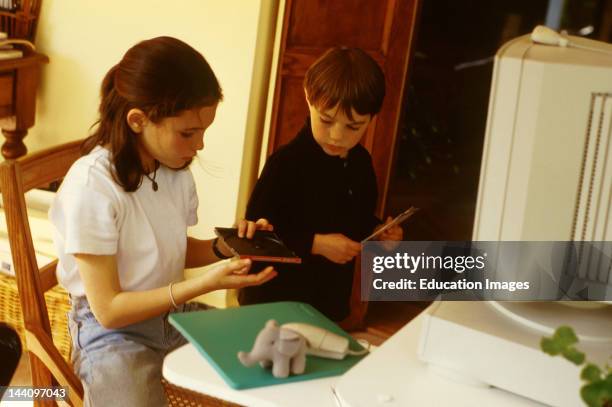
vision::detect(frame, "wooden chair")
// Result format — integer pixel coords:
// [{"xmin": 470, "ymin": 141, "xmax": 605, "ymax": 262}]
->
[{"xmin": 0, "ymin": 139, "xmax": 83, "ymax": 407}]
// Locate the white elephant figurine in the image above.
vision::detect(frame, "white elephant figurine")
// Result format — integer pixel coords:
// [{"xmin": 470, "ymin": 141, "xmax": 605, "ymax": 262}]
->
[{"xmin": 238, "ymin": 319, "xmax": 307, "ymax": 378}]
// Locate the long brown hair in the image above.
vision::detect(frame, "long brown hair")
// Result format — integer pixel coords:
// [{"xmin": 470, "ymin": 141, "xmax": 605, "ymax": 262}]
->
[
  {"xmin": 303, "ymin": 47, "xmax": 385, "ymax": 120},
  {"xmin": 83, "ymin": 36, "xmax": 223, "ymax": 191}
]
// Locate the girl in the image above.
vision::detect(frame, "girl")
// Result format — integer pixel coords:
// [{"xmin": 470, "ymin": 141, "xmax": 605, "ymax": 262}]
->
[{"xmin": 49, "ymin": 36, "xmax": 276, "ymax": 406}]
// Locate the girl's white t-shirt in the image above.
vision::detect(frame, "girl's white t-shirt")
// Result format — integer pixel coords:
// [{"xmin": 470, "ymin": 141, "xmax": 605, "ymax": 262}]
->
[{"xmin": 49, "ymin": 146, "xmax": 198, "ymax": 297}]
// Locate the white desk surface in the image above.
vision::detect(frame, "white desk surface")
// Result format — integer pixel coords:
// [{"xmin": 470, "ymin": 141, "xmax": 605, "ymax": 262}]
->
[{"xmin": 163, "ymin": 306, "xmax": 542, "ymax": 407}]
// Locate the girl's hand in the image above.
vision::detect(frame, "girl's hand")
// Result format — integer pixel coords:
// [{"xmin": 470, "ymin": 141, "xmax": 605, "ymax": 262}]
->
[
  {"xmin": 202, "ymin": 258, "xmax": 277, "ymax": 290},
  {"xmin": 236, "ymin": 218, "xmax": 274, "ymax": 238},
  {"xmin": 312, "ymin": 233, "xmax": 361, "ymax": 264},
  {"xmin": 378, "ymin": 216, "xmax": 404, "ymax": 241}
]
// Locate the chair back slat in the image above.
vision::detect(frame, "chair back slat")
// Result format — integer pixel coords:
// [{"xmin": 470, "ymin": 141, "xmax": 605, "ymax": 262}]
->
[
  {"xmin": 20, "ymin": 140, "xmax": 81, "ymax": 192},
  {"xmin": 0, "ymin": 158, "xmax": 49, "ymax": 332},
  {"xmin": 39, "ymin": 259, "xmax": 58, "ymax": 292},
  {"xmin": 0, "ymin": 139, "xmax": 84, "ymax": 406}
]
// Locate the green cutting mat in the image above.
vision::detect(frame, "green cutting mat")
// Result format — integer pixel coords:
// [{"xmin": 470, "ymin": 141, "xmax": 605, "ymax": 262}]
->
[{"xmin": 169, "ymin": 301, "xmax": 367, "ymax": 389}]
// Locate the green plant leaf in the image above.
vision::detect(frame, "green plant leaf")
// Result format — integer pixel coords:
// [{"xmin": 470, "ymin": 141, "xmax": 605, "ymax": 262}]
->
[
  {"xmin": 582, "ymin": 364, "xmax": 603, "ymax": 383},
  {"xmin": 541, "ymin": 327, "xmax": 612, "ymax": 406},
  {"xmin": 541, "ymin": 326, "xmax": 580, "ymax": 356},
  {"xmin": 563, "ymin": 347, "xmax": 586, "ymax": 365},
  {"xmin": 554, "ymin": 326, "xmax": 579, "ymax": 347},
  {"xmin": 541, "ymin": 337, "xmax": 562, "ymax": 355},
  {"xmin": 581, "ymin": 381, "xmax": 612, "ymax": 407}
]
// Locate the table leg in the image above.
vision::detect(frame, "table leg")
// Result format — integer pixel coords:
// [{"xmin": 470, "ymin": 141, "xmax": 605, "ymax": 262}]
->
[{"xmin": 1, "ymin": 128, "xmax": 27, "ymax": 159}]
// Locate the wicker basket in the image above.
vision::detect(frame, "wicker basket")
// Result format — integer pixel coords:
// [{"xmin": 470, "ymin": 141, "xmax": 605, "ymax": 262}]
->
[
  {"xmin": 0, "ymin": 0, "xmax": 41, "ymax": 41},
  {"xmin": 0, "ymin": 272, "xmax": 72, "ymax": 361},
  {"xmin": 162, "ymin": 379, "xmax": 243, "ymax": 407}
]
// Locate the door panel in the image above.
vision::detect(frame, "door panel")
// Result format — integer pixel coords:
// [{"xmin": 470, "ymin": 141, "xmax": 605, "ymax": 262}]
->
[
  {"xmin": 275, "ymin": 76, "xmax": 309, "ymax": 149},
  {"xmin": 287, "ymin": 1, "xmax": 389, "ymax": 49}
]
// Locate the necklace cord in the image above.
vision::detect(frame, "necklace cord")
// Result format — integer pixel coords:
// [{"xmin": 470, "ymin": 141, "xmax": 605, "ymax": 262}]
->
[{"xmin": 144, "ymin": 162, "xmax": 159, "ymax": 191}]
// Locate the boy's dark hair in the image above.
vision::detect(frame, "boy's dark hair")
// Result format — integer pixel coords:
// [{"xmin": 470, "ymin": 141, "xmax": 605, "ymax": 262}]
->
[
  {"xmin": 303, "ymin": 47, "xmax": 385, "ymax": 120},
  {"xmin": 83, "ymin": 36, "xmax": 223, "ymax": 192}
]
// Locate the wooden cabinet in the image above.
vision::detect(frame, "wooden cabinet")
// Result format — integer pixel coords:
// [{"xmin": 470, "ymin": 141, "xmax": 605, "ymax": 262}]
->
[
  {"xmin": 0, "ymin": 0, "xmax": 45, "ymax": 159},
  {"xmin": 0, "ymin": 51, "xmax": 48, "ymax": 159}
]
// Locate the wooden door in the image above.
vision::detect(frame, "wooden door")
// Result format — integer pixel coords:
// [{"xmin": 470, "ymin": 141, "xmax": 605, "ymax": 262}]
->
[
  {"xmin": 266, "ymin": 0, "xmax": 421, "ymax": 329},
  {"xmin": 268, "ymin": 0, "xmax": 421, "ymax": 215}
]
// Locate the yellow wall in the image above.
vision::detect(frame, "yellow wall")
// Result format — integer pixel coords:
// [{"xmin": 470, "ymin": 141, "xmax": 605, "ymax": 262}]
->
[{"xmin": 29, "ymin": 0, "xmax": 273, "ymax": 241}]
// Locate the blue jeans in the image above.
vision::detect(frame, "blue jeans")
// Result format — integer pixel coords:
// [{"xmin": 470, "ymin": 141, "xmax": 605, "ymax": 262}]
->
[{"xmin": 68, "ymin": 296, "xmax": 207, "ymax": 407}]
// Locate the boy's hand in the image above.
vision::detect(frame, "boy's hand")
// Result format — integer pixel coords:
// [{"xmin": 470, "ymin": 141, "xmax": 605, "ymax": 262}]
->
[
  {"xmin": 202, "ymin": 259, "xmax": 277, "ymax": 290},
  {"xmin": 312, "ymin": 233, "xmax": 361, "ymax": 264},
  {"xmin": 236, "ymin": 218, "xmax": 274, "ymax": 238},
  {"xmin": 377, "ymin": 216, "xmax": 404, "ymax": 241}
]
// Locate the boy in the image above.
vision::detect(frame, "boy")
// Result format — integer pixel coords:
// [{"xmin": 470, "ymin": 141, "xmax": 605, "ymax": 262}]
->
[{"xmin": 239, "ymin": 47, "xmax": 402, "ymax": 321}]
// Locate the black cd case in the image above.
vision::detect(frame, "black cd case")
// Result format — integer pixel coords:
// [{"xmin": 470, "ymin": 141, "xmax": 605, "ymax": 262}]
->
[{"xmin": 214, "ymin": 227, "xmax": 302, "ymax": 264}]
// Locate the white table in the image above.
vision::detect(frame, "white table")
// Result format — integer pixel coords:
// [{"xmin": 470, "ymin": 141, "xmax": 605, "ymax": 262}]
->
[{"xmin": 163, "ymin": 306, "xmax": 542, "ymax": 407}]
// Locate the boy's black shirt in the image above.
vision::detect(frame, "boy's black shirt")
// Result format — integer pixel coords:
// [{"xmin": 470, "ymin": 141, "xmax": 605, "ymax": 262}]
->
[{"xmin": 239, "ymin": 118, "xmax": 379, "ymax": 321}]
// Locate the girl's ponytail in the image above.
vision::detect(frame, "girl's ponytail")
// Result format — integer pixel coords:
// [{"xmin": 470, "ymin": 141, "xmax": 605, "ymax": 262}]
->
[
  {"xmin": 100, "ymin": 64, "xmax": 119, "ymax": 101},
  {"xmin": 82, "ymin": 64, "xmax": 120, "ymax": 155}
]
